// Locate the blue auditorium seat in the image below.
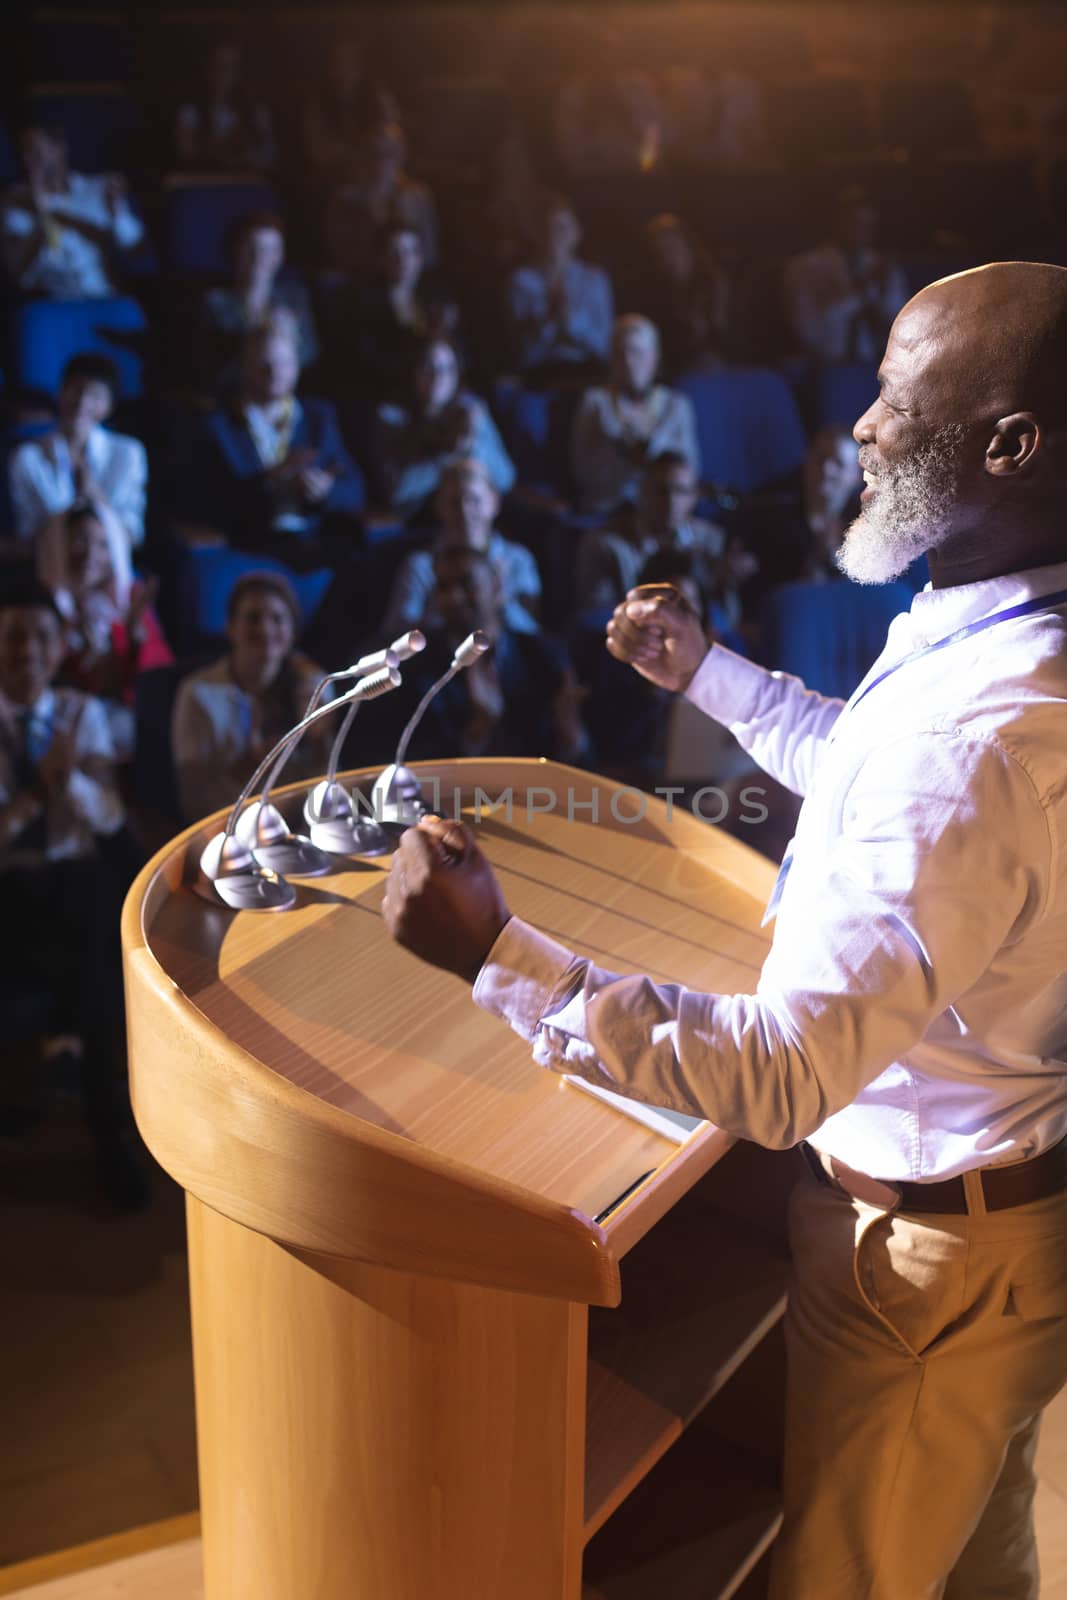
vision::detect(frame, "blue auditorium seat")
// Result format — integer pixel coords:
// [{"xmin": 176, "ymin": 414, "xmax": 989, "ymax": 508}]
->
[
  {"xmin": 761, "ymin": 578, "xmax": 914, "ymax": 702},
  {"xmin": 676, "ymin": 366, "xmax": 807, "ymax": 495},
  {"xmin": 490, "ymin": 379, "xmax": 583, "ymax": 496},
  {"xmin": 813, "ymin": 362, "xmax": 879, "ymax": 431},
  {"xmin": 176, "ymin": 546, "xmax": 333, "ymax": 653},
  {"xmin": 164, "ymin": 178, "xmax": 280, "ymax": 275},
  {"xmin": 27, "ymin": 85, "xmax": 137, "ymax": 173},
  {"xmin": 13, "ymin": 296, "xmax": 147, "ymax": 400}
]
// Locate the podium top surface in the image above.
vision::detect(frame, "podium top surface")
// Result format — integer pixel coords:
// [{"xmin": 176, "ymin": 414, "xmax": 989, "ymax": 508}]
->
[{"xmin": 123, "ymin": 759, "xmax": 775, "ymax": 1304}]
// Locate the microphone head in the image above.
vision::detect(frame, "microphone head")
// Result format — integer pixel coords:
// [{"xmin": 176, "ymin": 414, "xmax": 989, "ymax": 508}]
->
[
  {"xmin": 451, "ymin": 630, "xmax": 491, "ymax": 670},
  {"xmin": 390, "ymin": 629, "xmax": 426, "ymax": 661},
  {"xmin": 353, "ymin": 663, "xmax": 402, "ymax": 701},
  {"xmin": 346, "ymin": 646, "xmax": 398, "ymax": 678}
]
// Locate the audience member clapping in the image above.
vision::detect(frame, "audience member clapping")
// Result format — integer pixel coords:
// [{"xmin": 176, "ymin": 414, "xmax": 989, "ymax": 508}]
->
[
  {"xmin": 37, "ymin": 503, "xmax": 173, "ymax": 759},
  {"xmin": 9, "ymin": 354, "xmax": 147, "ymax": 552},
  {"xmin": 784, "ymin": 185, "xmax": 908, "ymax": 364},
  {"xmin": 171, "ymin": 571, "xmax": 331, "ymax": 823},
  {"xmin": 173, "ymin": 41, "xmax": 275, "ymax": 173},
  {"xmin": 325, "ymin": 118, "xmax": 438, "ymax": 273},
  {"xmin": 186, "ymin": 326, "xmax": 365, "ymax": 552},
  {"xmin": 636, "ymin": 213, "xmax": 732, "ymax": 374},
  {"xmin": 571, "ymin": 315, "xmax": 700, "ymax": 514},
  {"xmin": 577, "ymin": 451, "xmax": 745, "ymax": 619},
  {"xmin": 350, "ymin": 222, "xmax": 459, "ymax": 402},
  {"xmin": 196, "ymin": 212, "xmax": 318, "ymax": 396},
  {"xmin": 2, "ymin": 122, "xmax": 143, "ymax": 300},
  {"xmin": 372, "ymin": 338, "xmax": 515, "ymax": 514},
  {"xmin": 0, "ymin": 579, "xmax": 145, "ymax": 1206},
  {"xmin": 382, "ymin": 458, "xmax": 539, "ymax": 638},
  {"xmin": 370, "ymin": 545, "xmax": 584, "ymax": 763},
  {"xmin": 505, "ymin": 192, "xmax": 613, "ymax": 374}
]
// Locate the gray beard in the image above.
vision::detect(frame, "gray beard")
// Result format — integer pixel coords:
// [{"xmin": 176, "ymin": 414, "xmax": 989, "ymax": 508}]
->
[{"xmin": 835, "ymin": 424, "xmax": 967, "ymax": 584}]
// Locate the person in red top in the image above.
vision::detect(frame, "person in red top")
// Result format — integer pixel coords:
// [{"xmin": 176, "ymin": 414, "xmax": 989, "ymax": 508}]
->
[{"xmin": 36, "ymin": 500, "xmax": 172, "ymax": 760}]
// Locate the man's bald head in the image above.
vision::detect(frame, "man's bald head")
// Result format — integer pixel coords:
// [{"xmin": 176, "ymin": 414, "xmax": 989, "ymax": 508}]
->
[
  {"xmin": 906, "ymin": 262, "xmax": 1067, "ymax": 428},
  {"xmin": 841, "ymin": 262, "xmax": 1067, "ymax": 587}
]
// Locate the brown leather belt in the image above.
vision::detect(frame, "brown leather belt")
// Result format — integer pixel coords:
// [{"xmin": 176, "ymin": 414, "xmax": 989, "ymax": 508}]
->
[{"xmin": 800, "ymin": 1135, "xmax": 1067, "ymax": 1216}]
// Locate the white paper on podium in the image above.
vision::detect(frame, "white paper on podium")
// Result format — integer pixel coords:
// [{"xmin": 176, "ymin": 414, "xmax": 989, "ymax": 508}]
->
[{"xmin": 563, "ymin": 1075, "xmax": 706, "ymax": 1144}]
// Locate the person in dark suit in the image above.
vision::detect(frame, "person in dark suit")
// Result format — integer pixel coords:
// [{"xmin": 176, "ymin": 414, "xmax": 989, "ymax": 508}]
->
[{"xmin": 185, "ymin": 325, "xmax": 366, "ymax": 562}]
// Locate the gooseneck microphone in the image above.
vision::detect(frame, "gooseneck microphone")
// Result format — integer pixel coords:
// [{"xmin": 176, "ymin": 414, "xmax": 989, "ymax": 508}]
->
[
  {"xmin": 370, "ymin": 630, "xmax": 491, "ymax": 829},
  {"xmin": 239, "ymin": 632, "xmax": 427, "ymax": 870},
  {"xmin": 304, "ymin": 630, "xmax": 427, "ymax": 856},
  {"xmin": 197, "ymin": 663, "xmax": 402, "ymax": 910}
]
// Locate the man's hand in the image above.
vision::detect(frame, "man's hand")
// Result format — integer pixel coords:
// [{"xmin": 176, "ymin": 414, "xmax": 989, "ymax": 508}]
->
[
  {"xmin": 37, "ymin": 732, "xmax": 75, "ymax": 796},
  {"xmin": 382, "ymin": 815, "xmax": 510, "ymax": 981},
  {"xmin": 298, "ymin": 464, "xmax": 336, "ymax": 504},
  {"xmin": 605, "ymin": 584, "xmax": 711, "ymax": 692}
]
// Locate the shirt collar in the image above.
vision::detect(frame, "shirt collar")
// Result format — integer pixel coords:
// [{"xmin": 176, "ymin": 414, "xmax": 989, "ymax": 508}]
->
[
  {"xmin": 0, "ymin": 686, "xmax": 55, "ymax": 726},
  {"xmin": 907, "ymin": 560, "xmax": 1067, "ymax": 646}
]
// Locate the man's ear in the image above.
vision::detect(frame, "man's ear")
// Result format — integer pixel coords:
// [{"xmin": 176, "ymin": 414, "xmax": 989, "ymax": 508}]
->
[{"xmin": 985, "ymin": 413, "xmax": 1040, "ymax": 477}]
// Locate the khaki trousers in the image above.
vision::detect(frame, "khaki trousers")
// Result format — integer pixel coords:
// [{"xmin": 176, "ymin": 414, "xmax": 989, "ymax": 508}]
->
[{"xmin": 768, "ymin": 1168, "xmax": 1067, "ymax": 1599}]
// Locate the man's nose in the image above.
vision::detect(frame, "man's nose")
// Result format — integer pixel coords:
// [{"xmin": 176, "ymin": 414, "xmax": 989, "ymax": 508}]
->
[{"xmin": 853, "ymin": 403, "xmax": 878, "ymax": 445}]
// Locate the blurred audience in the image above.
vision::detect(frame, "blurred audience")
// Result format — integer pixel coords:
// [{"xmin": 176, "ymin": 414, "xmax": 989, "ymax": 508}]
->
[
  {"xmin": 171, "ymin": 571, "xmax": 331, "ymax": 823},
  {"xmin": 301, "ymin": 35, "xmax": 399, "ymax": 182},
  {"xmin": 662, "ymin": 65, "xmax": 772, "ymax": 168},
  {"xmin": 505, "ymin": 192, "xmax": 614, "ymax": 374},
  {"xmin": 2, "ymin": 123, "xmax": 143, "ymax": 300},
  {"xmin": 0, "ymin": 579, "xmax": 145, "ymax": 1206},
  {"xmin": 325, "ymin": 118, "xmax": 438, "ymax": 273},
  {"xmin": 196, "ymin": 211, "xmax": 318, "ymax": 395},
  {"xmin": 784, "ymin": 185, "xmax": 908, "ymax": 363},
  {"xmin": 571, "ymin": 315, "xmax": 700, "ymax": 514},
  {"xmin": 372, "ymin": 337, "xmax": 515, "ymax": 513},
  {"xmin": 635, "ymin": 213, "xmax": 732, "ymax": 374},
  {"xmin": 370, "ymin": 545, "xmax": 583, "ymax": 762},
  {"xmin": 350, "ymin": 222, "xmax": 459, "ymax": 401},
  {"xmin": 553, "ymin": 68, "xmax": 668, "ymax": 176},
  {"xmin": 577, "ymin": 451, "xmax": 749, "ymax": 624},
  {"xmin": 186, "ymin": 326, "xmax": 365, "ymax": 550},
  {"xmin": 37, "ymin": 503, "xmax": 172, "ymax": 760},
  {"xmin": 173, "ymin": 41, "xmax": 275, "ymax": 173},
  {"xmin": 10, "ymin": 354, "xmax": 147, "ymax": 552},
  {"xmin": 382, "ymin": 458, "xmax": 540, "ymax": 638}
]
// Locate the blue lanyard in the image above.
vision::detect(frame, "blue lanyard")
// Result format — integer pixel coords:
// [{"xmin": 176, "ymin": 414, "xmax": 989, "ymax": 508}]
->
[{"xmin": 850, "ymin": 585, "xmax": 1067, "ymax": 712}]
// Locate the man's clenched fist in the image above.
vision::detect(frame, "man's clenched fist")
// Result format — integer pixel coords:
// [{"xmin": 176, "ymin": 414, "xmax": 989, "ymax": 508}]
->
[{"xmin": 382, "ymin": 815, "xmax": 511, "ymax": 982}]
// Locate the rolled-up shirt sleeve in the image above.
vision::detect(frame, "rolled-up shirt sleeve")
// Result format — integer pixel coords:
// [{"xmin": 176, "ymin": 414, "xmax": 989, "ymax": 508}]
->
[
  {"xmin": 473, "ymin": 731, "xmax": 1049, "ymax": 1149},
  {"xmin": 685, "ymin": 644, "xmax": 844, "ymax": 798}
]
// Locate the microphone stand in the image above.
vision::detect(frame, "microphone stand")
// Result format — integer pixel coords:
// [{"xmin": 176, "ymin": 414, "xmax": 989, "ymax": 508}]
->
[
  {"xmin": 304, "ymin": 631, "xmax": 427, "ymax": 856},
  {"xmin": 231, "ymin": 640, "xmax": 407, "ymax": 873},
  {"xmin": 370, "ymin": 630, "xmax": 490, "ymax": 830},
  {"xmin": 197, "ymin": 663, "xmax": 401, "ymax": 910}
]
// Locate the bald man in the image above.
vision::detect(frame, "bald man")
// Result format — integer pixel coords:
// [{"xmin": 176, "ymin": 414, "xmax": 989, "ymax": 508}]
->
[{"xmin": 382, "ymin": 263, "xmax": 1067, "ymax": 1598}]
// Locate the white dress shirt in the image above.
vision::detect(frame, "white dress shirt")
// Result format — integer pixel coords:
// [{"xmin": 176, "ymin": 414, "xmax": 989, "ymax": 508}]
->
[
  {"xmin": 474, "ymin": 562, "xmax": 1067, "ymax": 1182},
  {"xmin": 0, "ymin": 686, "xmax": 124, "ymax": 865},
  {"xmin": 2, "ymin": 172, "xmax": 143, "ymax": 299},
  {"xmin": 9, "ymin": 426, "xmax": 147, "ymax": 549}
]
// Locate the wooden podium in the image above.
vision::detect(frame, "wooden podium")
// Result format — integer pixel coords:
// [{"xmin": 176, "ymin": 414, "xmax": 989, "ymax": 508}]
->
[{"xmin": 121, "ymin": 759, "xmax": 799, "ymax": 1600}]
